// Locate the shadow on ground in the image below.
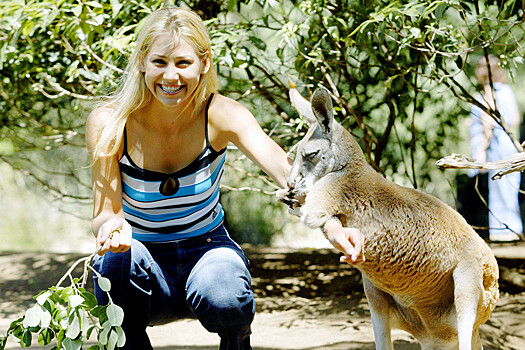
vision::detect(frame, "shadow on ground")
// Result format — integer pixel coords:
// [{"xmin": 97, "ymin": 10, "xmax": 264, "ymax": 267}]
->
[
  {"xmin": 1, "ymin": 245, "xmax": 525, "ymax": 349},
  {"xmin": 4, "ymin": 340, "xmax": 421, "ymax": 350}
]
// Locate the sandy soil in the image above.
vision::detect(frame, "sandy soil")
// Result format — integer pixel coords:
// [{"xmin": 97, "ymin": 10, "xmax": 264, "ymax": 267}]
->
[{"xmin": 1, "ymin": 243, "xmax": 524, "ymax": 349}]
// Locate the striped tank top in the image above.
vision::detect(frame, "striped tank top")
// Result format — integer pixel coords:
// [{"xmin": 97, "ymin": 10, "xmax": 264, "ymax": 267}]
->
[{"xmin": 118, "ymin": 94, "xmax": 226, "ymax": 242}]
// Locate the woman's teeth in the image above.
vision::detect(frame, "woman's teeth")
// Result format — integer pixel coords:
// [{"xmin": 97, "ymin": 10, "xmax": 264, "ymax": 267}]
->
[{"xmin": 159, "ymin": 85, "xmax": 184, "ymax": 94}]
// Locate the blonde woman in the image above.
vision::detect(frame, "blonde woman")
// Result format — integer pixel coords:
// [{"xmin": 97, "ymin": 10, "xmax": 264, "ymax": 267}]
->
[
  {"xmin": 86, "ymin": 7, "xmax": 365, "ymax": 350},
  {"xmin": 469, "ymin": 55, "xmax": 522, "ymax": 241}
]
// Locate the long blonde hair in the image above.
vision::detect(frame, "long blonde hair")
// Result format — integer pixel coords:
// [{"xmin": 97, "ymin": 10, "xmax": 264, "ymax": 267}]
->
[{"xmin": 91, "ymin": 7, "xmax": 219, "ymax": 161}]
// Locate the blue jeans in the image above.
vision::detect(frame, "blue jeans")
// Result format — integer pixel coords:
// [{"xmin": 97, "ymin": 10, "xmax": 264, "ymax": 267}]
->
[{"xmin": 92, "ymin": 225, "xmax": 255, "ymax": 350}]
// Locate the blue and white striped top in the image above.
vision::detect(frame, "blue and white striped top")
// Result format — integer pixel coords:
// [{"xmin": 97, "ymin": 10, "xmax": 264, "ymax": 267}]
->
[{"xmin": 118, "ymin": 94, "xmax": 226, "ymax": 242}]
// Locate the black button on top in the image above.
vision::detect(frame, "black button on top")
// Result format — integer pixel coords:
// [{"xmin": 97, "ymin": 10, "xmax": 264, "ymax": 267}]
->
[{"xmin": 160, "ymin": 176, "xmax": 179, "ymax": 196}]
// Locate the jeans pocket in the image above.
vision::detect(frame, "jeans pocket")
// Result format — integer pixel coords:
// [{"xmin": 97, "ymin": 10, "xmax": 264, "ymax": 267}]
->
[{"xmin": 130, "ymin": 261, "xmax": 153, "ymax": 296}]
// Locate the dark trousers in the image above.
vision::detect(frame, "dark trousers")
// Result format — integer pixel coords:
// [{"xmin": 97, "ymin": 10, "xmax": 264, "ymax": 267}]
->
[{"xmin": 92, "ymin": 225, "xmax": 255, "ymax": 350}]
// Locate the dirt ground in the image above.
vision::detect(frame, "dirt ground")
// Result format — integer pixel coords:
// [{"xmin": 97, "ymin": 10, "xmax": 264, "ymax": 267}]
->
[{"xmin": 1, "ymin": 243, "xmax": 524, "ymax": 350}]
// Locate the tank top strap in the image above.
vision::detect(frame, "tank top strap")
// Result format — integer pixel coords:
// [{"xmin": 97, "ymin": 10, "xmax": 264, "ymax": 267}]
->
[
  {"xmin": 204, "ymin": 93, "xmax": 215, "ymax": 147},
  {"xmin": 122, "ymin": 125, "xmax": 128, "ymax": 154}
]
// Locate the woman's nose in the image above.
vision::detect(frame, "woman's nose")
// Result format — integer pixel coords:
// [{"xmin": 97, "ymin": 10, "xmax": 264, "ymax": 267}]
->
[{"xmin": 164, "ymin": 64, "xmax": 179, "ymax": 81}]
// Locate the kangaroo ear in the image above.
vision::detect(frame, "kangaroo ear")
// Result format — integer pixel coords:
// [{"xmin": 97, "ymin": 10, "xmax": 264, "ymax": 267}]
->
[
  {"xmin": 289, "ymin": 87, "xmax": 317, "ymax": 124},
  {"xmin": 311, "ymin": 88, "xmax": 333, "ymax": 134}
]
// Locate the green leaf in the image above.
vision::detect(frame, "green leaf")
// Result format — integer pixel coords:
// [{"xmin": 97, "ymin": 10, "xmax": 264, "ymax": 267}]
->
[
  {"xmin": 40, "ymin": 309, "xmax": 52, "ymax": 328},
  {"xmin": 86, "ymin": 1, "xmax": 103, "ymax": 8},
  {"xmin": 56, "ymin": 329, "xmax": 65, "ymax": 347},
  {"xmin": 21, "ymin": 330, "xmax": 31, "ymax": 347},
  {"xmin": 99, "ymin": 321, "xmax": 111, "ymax": 345},
  {"xmin": 90, "ymin": 305, "xmax": 104, "ymax": 318},
  {"xmin": 115, "ymin": 326, "xmax": 126, "ymax": 347},
  {"xmin": 86, "ymin": 325, "xmax": 97, "ymax": 340},
  {"xmin": 63, "ymin": 337, "xmax": 82, "ymax": 350},
  {"xmin": 81, "ymin": 291, "xmax": 98, "ymax": 309},
  {"xmin": 72, "ymin": 5, "xmax": 82, "ymax": 17},
  {"xmin": 248, "ymin": 36, "xmax": 266, "ymax": 50},
  {"xmin": 108, "ymin": 329, "xmax": 118, "ymax": 350},
  {"xmin": 97, "ymin": 277, "xmax": 111, "ymax": 292},
  {"xmin": 227, "ymin": 0, "xmax": 237, "ymax": 12},
  {"xmin": 35, "ymin": 291, "xmax": 52, "ymax": 306},
  {"xmin": 106, "ymin": 303, "xmax": 124, "ymax": 327},
  {"xmin": 66, "ymin": 313, "xmax": 80, "ymax": 339},
  {"xmin": 68, "ymin": 295, "xmax": 84, "ymax": 308},
  {"xmin": 38, "ymin": 328, "xmax": 54, "ymax": 346},
  {"xmin": 24, "ymin": 305, "xmax": 42, "ymax": 328},
  {"xmin": 8, "ymin": 317, "xmax": 23, "ymax": 330},
  {"xmin": 110, "ymin": 0, "xmax": 123, "ymax": 18},
  {"xmin": 435, "ymin": 3, "xmax": 446, "ymax": 19}
]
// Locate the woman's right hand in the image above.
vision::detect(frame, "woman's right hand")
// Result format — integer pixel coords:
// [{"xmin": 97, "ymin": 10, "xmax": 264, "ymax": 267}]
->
[{"xmin": 96, "ymin": 217, "xmax": 133, "ymax": 256}]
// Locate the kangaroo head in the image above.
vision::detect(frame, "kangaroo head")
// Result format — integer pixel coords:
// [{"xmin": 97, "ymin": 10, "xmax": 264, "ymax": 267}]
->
[{"xmin": 288, "ymin": 87, "xmax": 356, "ymax": 196}]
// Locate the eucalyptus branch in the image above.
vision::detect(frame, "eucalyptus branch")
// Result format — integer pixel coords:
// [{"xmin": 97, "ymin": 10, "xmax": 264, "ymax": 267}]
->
[
  {"xmin": 442, "ymin": 68, "xmax": 523, "ymax": 153},
  {"xmin": 35, "ymin": 74, "xmax": 97, "ymax": 101},
  {"xmin": 14, "ymin": 154, "xmax": 91, "ymax": 190},
  {"xmin": 244, "ymin": 66, "xmax": 287, "ymax": 118},
  {"xmin": 436, "ymin": 152, "xmax": 525, "ymax": 180},
  {"xmin": 252, "ymin": 61, "xmax": 288, "ymax": 95},
  {"xmin": 0, "ymin": 155, "xmax": 91, "ymax": 201},
  {"xmin": 0, "ymin": 248, "xmax": 126, "ymax": 350},
  {"xmin": 377, "ymin": 87, "xmax": 399, "ymax": 173},
  {"xmin": 220, "ymin": 184, "xmax": 278, "ymax": 195},
  {"xmin": 409, "ymin": 59, "xmax": 421, "ymax": 189},
  {"xmin": 83, "ymin": 43, "xmax": 125, "ymax": 74},
  {"xmin": 225, "ymin": 161, "xmax": 280, "ymax": 190}
]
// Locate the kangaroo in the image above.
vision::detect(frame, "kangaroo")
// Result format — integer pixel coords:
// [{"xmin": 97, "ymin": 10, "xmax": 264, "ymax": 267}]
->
[{"xmin": 281, "ymin": 87, "xmax": 499, "ymax": 350}]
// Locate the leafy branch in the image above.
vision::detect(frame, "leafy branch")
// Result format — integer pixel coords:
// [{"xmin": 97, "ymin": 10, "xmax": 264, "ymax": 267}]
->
[{"xmin": 0, "ymin": 251, "xmax": 125, "ymax": 350}]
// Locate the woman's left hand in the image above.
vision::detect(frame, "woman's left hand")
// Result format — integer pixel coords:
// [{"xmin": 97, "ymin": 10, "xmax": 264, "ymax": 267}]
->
[{"xmin": 323, "ymin": 220, "xmax": 365, "ymax": 265}]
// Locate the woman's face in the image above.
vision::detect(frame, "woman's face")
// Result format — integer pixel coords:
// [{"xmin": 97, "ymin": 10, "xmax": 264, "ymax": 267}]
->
[{"xmin": 142, "ymin": 33, "xmax": 209, "ymax": 109}]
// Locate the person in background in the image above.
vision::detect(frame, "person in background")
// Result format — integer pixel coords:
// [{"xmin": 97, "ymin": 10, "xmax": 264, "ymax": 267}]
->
[
  {"xmin": 86, "ymin": 7, "xmax": 365, "ymax": 350},
  {"xmin": 469, "ymin": 54, "xmax": 523, "ymax": 242}
]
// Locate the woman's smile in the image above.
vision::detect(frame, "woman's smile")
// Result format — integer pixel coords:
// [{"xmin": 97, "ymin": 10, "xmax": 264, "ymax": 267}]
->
[
  {"xmin": 158, "ymin": 84, "xmax": 185, "ymax": 95},
  {"xmin": 142, "ymin": 34, "xmax": 206, "ymax": 108}
]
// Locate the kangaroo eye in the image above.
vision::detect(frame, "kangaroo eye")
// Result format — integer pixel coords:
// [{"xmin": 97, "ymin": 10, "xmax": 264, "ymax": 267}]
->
[{"xmin": 304, "ymin": 150, "xmax": 319, "ymax": 160}]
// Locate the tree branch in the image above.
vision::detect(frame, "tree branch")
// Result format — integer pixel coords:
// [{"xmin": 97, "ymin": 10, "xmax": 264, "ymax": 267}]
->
[{"xmin": 436, "ymin": 152, "xmax": 525, "ymax": 180}]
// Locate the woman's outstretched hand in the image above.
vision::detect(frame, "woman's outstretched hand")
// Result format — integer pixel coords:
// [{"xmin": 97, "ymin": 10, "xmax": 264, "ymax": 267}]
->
[
  {"xmin": 323, "ymin": 220, "xmax": 365, "ymax": 265},
  {"xmin": 96, "ymin": 217, "xmax": 132, "ymax": 256}
]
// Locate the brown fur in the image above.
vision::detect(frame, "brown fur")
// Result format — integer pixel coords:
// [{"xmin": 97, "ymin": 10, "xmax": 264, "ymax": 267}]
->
[{"xmin": 284, "ymin": 87, "xmax": 499, "ymax": 350}]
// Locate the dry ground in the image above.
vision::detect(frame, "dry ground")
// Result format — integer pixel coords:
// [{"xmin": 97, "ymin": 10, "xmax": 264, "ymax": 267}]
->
[{"xmin": 1, "ymin": 243, "xmax": 524, "ymax": 349}]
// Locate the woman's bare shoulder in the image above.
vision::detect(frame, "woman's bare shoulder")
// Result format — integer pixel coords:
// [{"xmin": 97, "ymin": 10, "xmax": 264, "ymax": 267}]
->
[
  {"xmin": 208, "ymin": 94, "xmax": 254, "ymax": 129},
  {"xmin": 87, "ymin": 106, "xmax": 114, "ymax": 130},
  {"xmin": 85, "ymin": 105, "xmax": 118, "ymax": 152}
]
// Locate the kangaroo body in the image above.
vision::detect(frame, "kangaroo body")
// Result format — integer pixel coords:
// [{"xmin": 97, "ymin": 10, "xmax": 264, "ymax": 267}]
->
[{"xmin": 284, "ymin": 88, "xmax": 499, "ymax": 350}]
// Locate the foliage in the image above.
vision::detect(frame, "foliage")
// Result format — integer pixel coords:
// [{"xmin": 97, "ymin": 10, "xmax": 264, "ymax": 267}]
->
[
  {"xmin": 212, "ymin": 0, "xmax": 524, "ymax": 190},
  {"xmin": 0, "ymin": 0, "xmax": 524, "ymax": 228},
  {"xmin": 0, "ymin": 1, "xmax": 524, "ymax": 347},
  {"xmin": 0, "ymin": 253, "xmax": 124, "ymax": 349}
]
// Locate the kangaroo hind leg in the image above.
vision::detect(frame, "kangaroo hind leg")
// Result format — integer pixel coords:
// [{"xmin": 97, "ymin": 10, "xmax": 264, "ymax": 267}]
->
[
  {"xmin": 363, "ymin": 276, "xmax": 395, "ymax": 350},
  {"xmin": 453, "ymin": 261, "xmax": 484, "ymax": 350}
]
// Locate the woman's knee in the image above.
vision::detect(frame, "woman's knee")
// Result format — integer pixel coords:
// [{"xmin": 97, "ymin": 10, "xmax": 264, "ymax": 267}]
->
[
  {"xmin": 186, "ymin": 247, "xmax": 255, "ymax": 328},
  {"xmin": 92, "ymin": 240, "xmax": 153, "ymax": 303}
]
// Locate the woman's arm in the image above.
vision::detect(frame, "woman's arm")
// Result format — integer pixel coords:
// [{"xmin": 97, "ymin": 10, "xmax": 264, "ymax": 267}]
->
[
  {"xmin": 86, "ymin": 108, "xmax": 132, "ymax": 255},
  {"xmin": 209, "ymin": 95, "xmax": 365, "ymax": 264},
  {"xmin": 208, "ymin": 95, "xmax": 292, "ymax": 189}
]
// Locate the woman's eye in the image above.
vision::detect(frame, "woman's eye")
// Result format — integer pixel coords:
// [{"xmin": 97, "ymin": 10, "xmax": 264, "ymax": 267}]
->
[
  {"xmin": 153, "ymin": 59, "xmax": 166, "ymax": 64},
  {"xmin": 177, "ymin": 60, "xmax": 192, "ymax": 66}
]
